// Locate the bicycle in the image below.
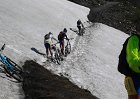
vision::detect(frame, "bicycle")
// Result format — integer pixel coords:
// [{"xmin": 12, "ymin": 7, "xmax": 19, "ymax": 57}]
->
[
  {"xmin": 51, "ymin": 42, "xmax": 63, "ymax": 65},
  {"xmin": 64, "ymin": 38, "xmax": 73, "ymax": 57},
  {"xmin": 0, "ymin": 44, "xmax": 23, "ymax": 82},
  {"xmin": 80, "ymin": 27, "xmax": 85, "ymax": 36}
]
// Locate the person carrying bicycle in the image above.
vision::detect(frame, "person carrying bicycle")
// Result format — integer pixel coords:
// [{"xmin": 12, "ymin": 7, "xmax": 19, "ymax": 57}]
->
[
  {"xmin": 58, "ymin": 28, "xmax": 69, "ymax": 55},
  {"xmin": 44, "ymin": 32, "xmax": 57, "ymax": 59},
  {"xmin": 77, "ymin": 19, "xmax": 84, "ymax": 35}
]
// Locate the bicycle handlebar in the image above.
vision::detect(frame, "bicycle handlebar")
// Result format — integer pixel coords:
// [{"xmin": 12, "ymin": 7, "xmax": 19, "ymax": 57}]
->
[
  {"xmin": 1, "ymin": 44, "xmax": 5, "ymax": 50},
  {"xmin": 51, "ymin": 42, "xmax": 60, "ymax": 46},
  {"xmin": 0, "ymin": 44, "xmax": 5, "ymax": 53}
]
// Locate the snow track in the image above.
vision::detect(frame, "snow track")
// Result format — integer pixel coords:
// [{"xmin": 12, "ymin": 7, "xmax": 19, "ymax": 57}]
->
[{"xmin": 44, "ymin": 23, "xmax": 129, "ymax": 99}]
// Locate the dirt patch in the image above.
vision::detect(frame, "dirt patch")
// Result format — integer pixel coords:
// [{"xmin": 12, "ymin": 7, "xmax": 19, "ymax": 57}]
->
[{"xmin": 22, "ymin": 60, "xmax": 98, "ymax": 99}]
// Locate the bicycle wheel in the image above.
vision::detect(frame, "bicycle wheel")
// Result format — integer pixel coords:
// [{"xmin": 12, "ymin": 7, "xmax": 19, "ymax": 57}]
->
[
  {"xmin": 65, "ymin": 46, "xmax": 68, "ymax": 57},
  {"xmin": 80, "ymin": 28, "xmax": 85, "ymax": 36},
  {"xmin": 7, "ymin": 58, "xmax": 22, "ymax": 72},
  {"xmin": 58, "ymin": 49, "xmax": 63, "ymax": 61},
  {"xmin": 54, "ymin": 51, "xmax": 61, "ymax": 65},
  {"xmin": 82, "ymin": 28, "xmax": 85, "ymax": 35},
  {"xmin": 4, "ymin": 58, "xmax": 23, "ymax": 82},
  {"xmin": 4, "ymin": 65, "xmax": 23, "ymax": 82},
  {"xmin": 65, "ymin": 41, "xmax": 71, "ymax": 56}
]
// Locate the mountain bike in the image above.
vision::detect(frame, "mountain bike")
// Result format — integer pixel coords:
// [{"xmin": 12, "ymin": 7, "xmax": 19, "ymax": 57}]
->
[
  {"xmin": 51, "ymin": 42, "xmax": 63, "ymax": 65},
  {"xmin": 78, "ymin": 24, "xmax": 85, "ymax": 36},
  {"xmin": 0, "ymin": 44, "xmax": 23, "ymax": 82},
  {"xmin": 64, "ymin": 38, "xmax": 73, "ymax": 57},
  {"xmin": 80, "ymin": 27, "xmax": 85, "ymax": 36}
]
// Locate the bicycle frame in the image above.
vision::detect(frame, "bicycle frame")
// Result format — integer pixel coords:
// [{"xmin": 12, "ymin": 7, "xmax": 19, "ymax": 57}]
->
[
  {"xmin": 65, "ymin": 40, "xmax": 70, "ymax": 49},
  {"xmin": 64, "ymin": 38, "xmax": 73, "ymax": 57},
  {"xmin": 0, "ymin": 44, "xmax": 14, "ymax": 72},
  {"xmin": 0, "ymin": 53, "xmax": 13, "ymax": 72},
  {"xmin": 51, "ymin": 42, "xmax": 62, "ymax": 65},
  {"xmin": 51, "ymin": 42, "xmax": 60, "ymax": 52}
]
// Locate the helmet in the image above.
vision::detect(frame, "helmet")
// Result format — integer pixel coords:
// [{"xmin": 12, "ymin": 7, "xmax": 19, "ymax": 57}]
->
[
  {"xmin": 63, "ymin": 28, "xmax": 67, "ymax": 33},
  {"xmin": 78, "ymin": 19, "xmax": 81, "ymax": 22},
  {"xmin": 49, "ymin": 32, "xmax": 52, "ymax": 35}
]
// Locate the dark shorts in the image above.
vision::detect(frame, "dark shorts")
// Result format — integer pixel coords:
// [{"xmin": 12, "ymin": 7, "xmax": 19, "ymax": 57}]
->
[
  {"xmin": 59, "ymin": 40, "xmax": 64, "ymax": 49},
  {"xmin": 44, "ymin": 43, "xmax": 51, "ymax": 49},
  {"xmin": 59, "ymin": 40, "xmax": 64, "ymax": 44},
  {"xmin": 77, "ymin": 26, "xmax": 81, "ymax": 31}
]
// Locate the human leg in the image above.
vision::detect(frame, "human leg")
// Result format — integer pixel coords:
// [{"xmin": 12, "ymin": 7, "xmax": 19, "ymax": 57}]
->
[
  {"xmin": 61, "ymin": 41, "xmax": 64, "ymax": 55},
  {"xmin": 45, "ymin": 43, "xmax": 49, "ymax": 58},
  {"xmin": 77, "ymin": 26, "xmax": 81, "ymax": 35},
  {"xmin": 49, "ymin": 48, "xmax": 53, "ymax": 58},
  {"xmin": 59, "ymin": 41, "xmax": 64, "ymax": 55},
  {"xmin": 124, "ymin": 76, "xmax": 137, "ymax": 99},
  {"xmin": 48, "ymin": 44, "xmax": 53, "ymax": 58}
]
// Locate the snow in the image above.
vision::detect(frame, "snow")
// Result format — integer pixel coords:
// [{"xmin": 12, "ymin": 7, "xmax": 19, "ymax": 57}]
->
[
  {"xmin": 0, "ymin": 0, "xmax": 129, "ymax": 99},
  {"xmin": 46, "ymin": 23, "xmax": 129, "ymax": 99}
]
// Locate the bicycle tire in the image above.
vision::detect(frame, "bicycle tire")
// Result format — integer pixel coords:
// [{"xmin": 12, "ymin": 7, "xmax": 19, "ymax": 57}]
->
[
  {"xmin": 54, "ymin": 51, "xmax": 61, "ymax": 65},
  {"xmin": 58, "ymin": 49, "xmax": 63, "ymax": 61},
  {"xmin": 4, "ymin": 58, "xmax": 23, "ymax": 82},
  {"xmin": 79, "ymin": 28, "xmax": 85, "ymax": 36},
  {"xmin": 65, "ymin": 46, "xmax": 68, "ymax": 57},
  {"xmin": 67, "ymin": 41, "xmax": 71, "ymax": 54},
  {"xmin": 7, "ymin": 58, "xmax": 22, "ymax": 72},
  {"xmin": 4, "ymin": 65, "xmax": 23, "ymax": 82},
  {"xmin": 65, "ymin": 41, "xmax": 71, "ymax": 56},
  {"xmin": 82, "ymin": 28, "xmax": 85, "ymax": 35}
]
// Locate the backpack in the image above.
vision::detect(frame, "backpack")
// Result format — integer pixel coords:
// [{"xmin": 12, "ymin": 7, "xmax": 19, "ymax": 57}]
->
[
  {"xmin": 44, "ymin": 34, "xmax": 50, "ymax": 40},
  {"xmin": 118, "ymin": 34, "xmax": 140, "ymax": 76},
  {"xmin": 58, "ymin": 32, "xmax": 63, "ymax": 41}
]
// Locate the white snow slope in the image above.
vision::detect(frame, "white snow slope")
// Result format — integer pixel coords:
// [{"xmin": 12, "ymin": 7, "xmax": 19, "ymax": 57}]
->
[{"xmin": 0, "ymin": 0, "xmax": 129, "ymax": 99}]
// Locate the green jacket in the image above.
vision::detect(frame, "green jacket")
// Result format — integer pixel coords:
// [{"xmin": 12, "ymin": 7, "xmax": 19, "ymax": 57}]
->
[{"xmin": 126, "ymin": 35, "xmax": 140, "ymax": 73}]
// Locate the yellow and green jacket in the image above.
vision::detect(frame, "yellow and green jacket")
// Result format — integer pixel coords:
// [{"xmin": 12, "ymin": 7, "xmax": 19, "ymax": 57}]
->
[{"xmin": 127, "ymin": 34, "xmax": 140, "ymax": 73}]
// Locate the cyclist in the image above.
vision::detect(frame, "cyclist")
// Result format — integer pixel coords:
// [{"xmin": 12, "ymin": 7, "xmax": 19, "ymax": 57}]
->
[
  {"xmin": 118, "ymin": 31, "xmax": 140, "ymax": 99},
  {"xmin": 44, "ymin": 32, "xmax": 57, "ymax": 59},
  {"xmin": 58, "ymin": 28, "xmax": 69, "ymax": 55},
  {"xmin": 77, "ymin": 19, "xmax": 84, "ymax": 35}
]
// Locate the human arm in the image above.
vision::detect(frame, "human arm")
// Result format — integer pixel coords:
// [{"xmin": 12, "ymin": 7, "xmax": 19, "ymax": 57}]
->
[
  {"xmin": 126, "ymin": 35, "xmax": 140, "ymax": 73},
  {"xmin": 44, "ymin": 38, "xmax": 48, "ymax": 45},
  {"xmin": 81, "ymin": 22, "xmax": 84, "ymax": 29},
  {"xmin": 52, "ymin": 37, "xmax": 58, "ymax": 42},
  {"xmin": 64, "ymin": 34, "xmax": 69, "ymax": 40}
]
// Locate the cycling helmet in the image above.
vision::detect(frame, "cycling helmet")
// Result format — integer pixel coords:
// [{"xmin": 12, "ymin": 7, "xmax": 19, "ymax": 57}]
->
[
  {"xmin": 49, "ymin": 32, "xmax": 52, "ymax": 35},
  {"xmin": 63, "ymin": 28, "xmax": 67, "ymax": 33}
]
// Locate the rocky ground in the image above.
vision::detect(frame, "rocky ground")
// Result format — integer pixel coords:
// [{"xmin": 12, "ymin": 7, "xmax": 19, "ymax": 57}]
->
[
  {"xmin": 69, "ymin": 0, "xmax": 140, "ymax": 34},
  {"xmin": 22, "ymin": 60, "xmax": 98, "ymax": 99}
]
